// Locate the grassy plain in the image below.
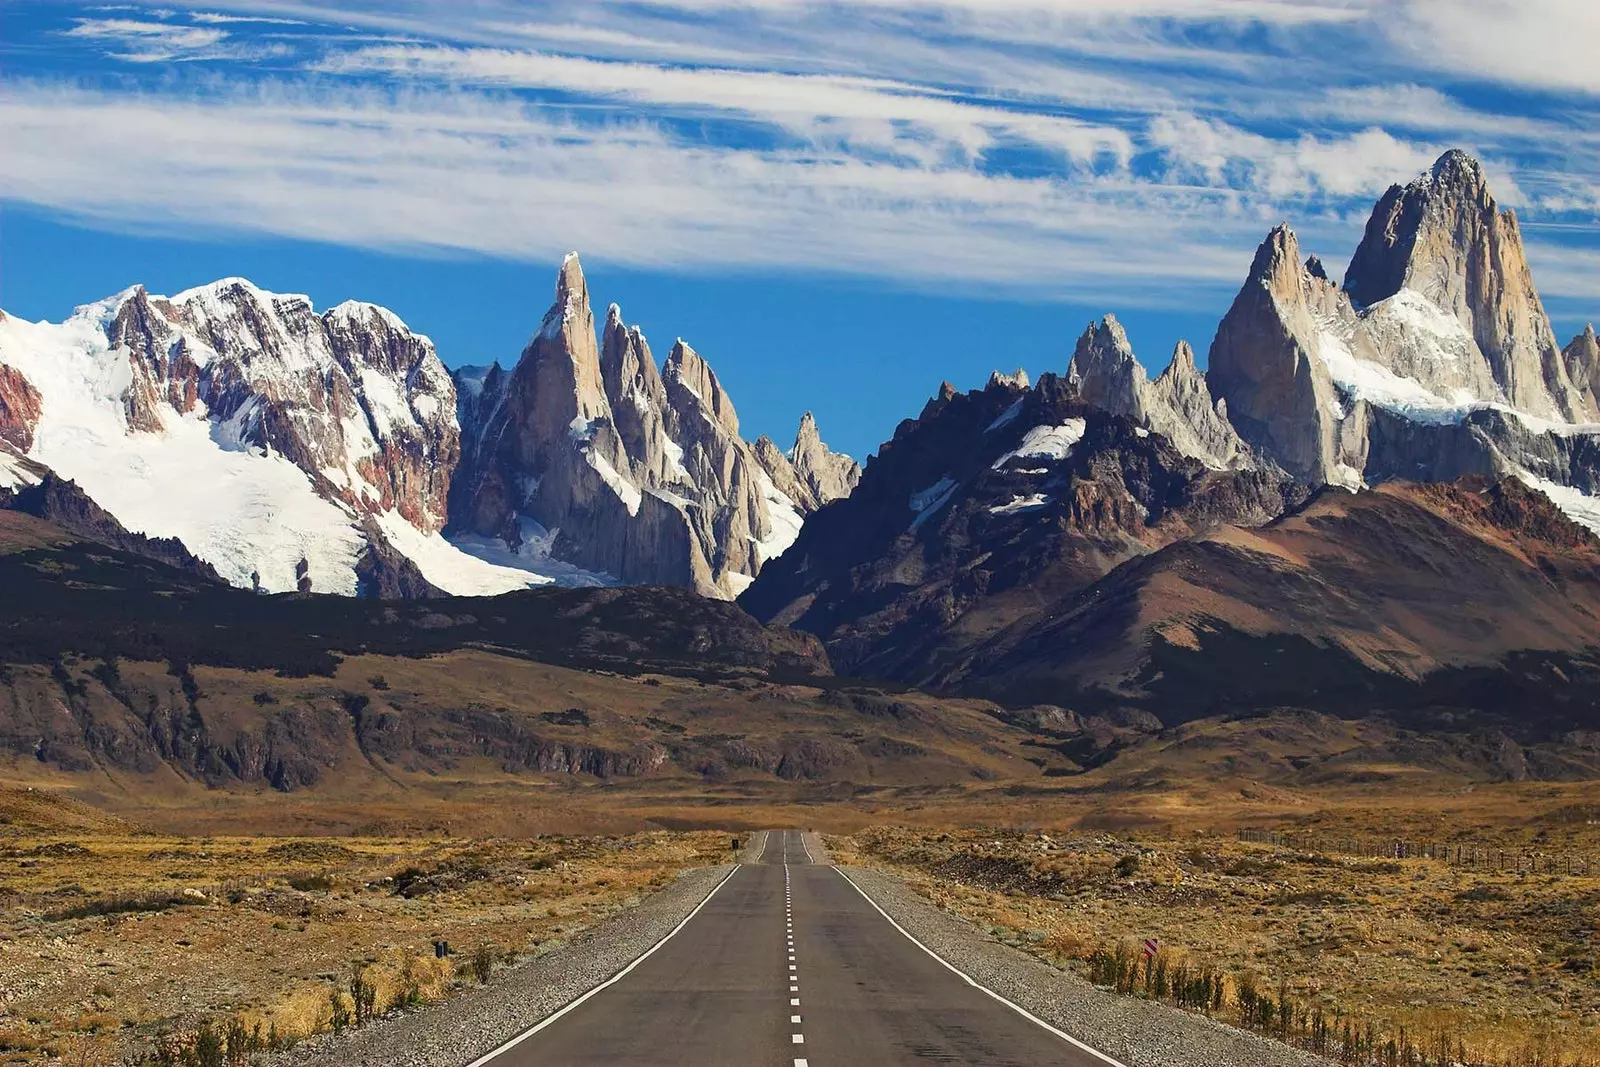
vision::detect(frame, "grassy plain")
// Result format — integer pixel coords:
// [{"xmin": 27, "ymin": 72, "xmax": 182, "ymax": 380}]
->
[
  {"xmin": 839, "ymin": 799, "xmax": 1600, "ymax": 1064},
  {"xmin": 0, "ymin": 788, "xmax": 731, "ymax": 1065}
]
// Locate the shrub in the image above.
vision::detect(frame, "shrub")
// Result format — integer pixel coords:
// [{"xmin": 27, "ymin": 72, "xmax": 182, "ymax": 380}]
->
[
  {"xmin": 471, "ymin": 943, "xmax": 495, "ymax": 984},
  {"xmin": 348, "ymin": 962, "xmax": 378, "ymax": 1026}
]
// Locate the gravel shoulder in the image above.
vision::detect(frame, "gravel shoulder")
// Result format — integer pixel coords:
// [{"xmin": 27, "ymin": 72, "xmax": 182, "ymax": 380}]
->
[
  {"xmin": 839, "ymin": 866, "xmax": 1331, "ymax": 1067},
  {"xmin": 270, "ymin": 863, "xmax": 736, "ymax": 1067}
]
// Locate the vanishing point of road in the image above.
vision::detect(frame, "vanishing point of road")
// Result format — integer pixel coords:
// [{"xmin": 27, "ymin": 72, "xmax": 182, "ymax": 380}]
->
[{"xmin": 468, "ymin": 829, "xmax": 1124, "ymax": 1067}]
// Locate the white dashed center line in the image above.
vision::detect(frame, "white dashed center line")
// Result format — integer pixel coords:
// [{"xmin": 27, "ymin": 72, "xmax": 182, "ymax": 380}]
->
[{"xmin": 784, "ymin": 835, "xmax": 808, "ymax": 1061}]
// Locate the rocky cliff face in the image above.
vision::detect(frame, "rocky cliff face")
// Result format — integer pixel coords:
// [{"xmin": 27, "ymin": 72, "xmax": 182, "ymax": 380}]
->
[
  {"xmin": 451, "ymin": 255, "xmax": 855, "ymax": 599},
  {"xmin": 789, "ymin": 411, "xmax": 862, "ymax": 507},
  {"xmin": 1345, "ymin": 150, "xmax": 1595, "ymax": 422},
  {"xmin": 1205, "ymin": 152, "xmax": 1600, "ymax": 534},
  {"xmin": 0, "ymin": 361, "xmax": 42, "ymax": 454},
  {"xmin": 1565, "ymin": 325, "xmax": 1600, "ymax": 408},
  {"xmin": 113, "ymin": 280, "xmax": 461, "ymax": 532},
  {"xmin": 1207, "ymin": 225, "xmax": 1363, "ymax": 486},
  {"xmin": 1068, "ymin": 315, "xmax": 1248, "ymax": 470},
  {"xmin": 0, "ymin": 280, "xmax": 514, "ymax": 596}
]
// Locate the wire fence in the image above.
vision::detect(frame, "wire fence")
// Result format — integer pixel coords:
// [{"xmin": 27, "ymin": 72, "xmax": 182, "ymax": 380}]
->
[{"xmin": 1235, "ymin": 828, "xmax": 1595, "ymax": 876}]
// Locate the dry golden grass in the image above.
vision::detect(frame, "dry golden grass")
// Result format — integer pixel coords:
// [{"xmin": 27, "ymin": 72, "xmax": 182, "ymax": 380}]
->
[
  {"xmin": 839, "ymin": 822, "xmax": 1600, "ymax": 1063},
  {"xmin": 0, "ymin": 825, "xmax": 733, "ymax": 1064}
]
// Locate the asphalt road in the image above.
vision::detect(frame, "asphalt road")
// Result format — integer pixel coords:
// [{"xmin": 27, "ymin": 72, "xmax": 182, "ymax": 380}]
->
[{"xmin": 476, "ymin": 830, "xmax": 1121, "ymax": 1067}]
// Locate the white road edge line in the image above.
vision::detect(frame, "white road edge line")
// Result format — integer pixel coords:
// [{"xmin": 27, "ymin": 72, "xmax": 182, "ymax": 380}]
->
[
  {"xmin": 833, "ymin": 867, "xmax": 1132, "ymax": 1067},
  {"xmin": 800, "ymin": 832, "xmax": 816, "ymax": 864},
  {"xmin": 465, "ymin": 864, "xmax": 742, "ymax": 1066}
]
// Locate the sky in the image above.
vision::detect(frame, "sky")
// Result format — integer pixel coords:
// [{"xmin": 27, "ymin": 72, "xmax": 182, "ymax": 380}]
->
[{"xmin": 2, "ymin": 0, "xmax": 1598, "ymax": 460}]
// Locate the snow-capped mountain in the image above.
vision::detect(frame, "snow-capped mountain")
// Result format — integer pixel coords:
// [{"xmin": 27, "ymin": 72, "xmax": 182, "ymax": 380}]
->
[
  {"xmin": 0, "ymin": 280, "xmax": 575, "ymax": 596},
  {"xmin": 449, "ymin": 254, "xmax": 859, "ymax": 599},
  {"xmin": 0, "ymin": 261, "xmax": 857, "ymax": 600},
  {"xmin": 1051, "ymin": 150, "xmax": 1600, "ymax": 534},
  {"xmin": 744, "ymin": 149, "xmax": 1600, "ymax": 691},
  {"xmin": 1207, "ymin": 151, "xmax": 1600, "ymax": 519},
  {"xmin": 4, "ymin": 148, "xmax": 1593, "ymax": 607}
]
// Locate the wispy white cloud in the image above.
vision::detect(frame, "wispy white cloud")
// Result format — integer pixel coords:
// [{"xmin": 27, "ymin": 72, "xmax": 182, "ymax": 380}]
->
[
  {"xmin": 65, "ymin": 17, "xmax": 228, "ymax": 61},
  {"xmin": 1390, "ymin": 0, "xmax": 1600, "ymax": 96},
  {"xmin": 188, "ymin": 11, "xmax": 309, "ymax": 24},
  {"xmin": 0, "ymin": 81, "xmax": 1281, "ymax": 304},
  {"xmin": 313, "ymin": 45, "xmax": 1135, "ymax": 168},
  {"xmin": 7, "ymin": 0, "xmax": 1598, "ymax": 311}
]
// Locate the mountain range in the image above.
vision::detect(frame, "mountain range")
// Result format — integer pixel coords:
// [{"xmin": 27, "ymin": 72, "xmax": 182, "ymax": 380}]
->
[
  {"xmin": 4, "ymin": 150, "xmax": 1600, "ymax": 799},
  {"xmin": 2, "ymin": 149, "xmax": 1599, "ymax": 720},
  {"xmin": 0, "ymin": 258, "xmax": 858, "ymax": 599},
  {"xmin": 739, "ymin": 150, "xmax": 1600, "ymax": 739}
]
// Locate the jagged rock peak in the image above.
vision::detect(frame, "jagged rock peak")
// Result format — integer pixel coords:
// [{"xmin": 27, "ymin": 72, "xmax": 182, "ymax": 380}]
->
[
  {"xmin": 1305, "ymin": 255, "xmax": 1330, "ymax": 282},
  {"xmin": 1070, "ymin": 315, "xmax": 1147, "ymax": 420},
  {"xmin": 526, "ymin": 253, "xmax": 611, "ymax": 429},
  {"xmin": 1345, "ymin": 148, "xmax": 1593, "ymax": 421},
  {"xmin": 789, "ymin": 411, "xmax": 860, "ymax": 507},
  {"xmin": 1565, "ymin": 324, "xmax": 1600, "ymax": 403},
  {"xmin": 538, "ymin": 251, "xmax": 591, "ymax": 339},
  {"xmin": 987, "ymin": 368, "xmax": 1030, "ymax": 390},
  {"xmin": 1251, "ymin": 223, "xmax": 1305, "ymax": 287},
  {"xmin": 1428, "ymin": 148, "xmax": 1489, "ymax": 194},
  {"xmin": 1207, "ymin": 223, "xmax": 1353, "ymax": 486},
  {"xmin": 664, "ymin": 339, "xmax": 740, "ymax": 436},
  {"xmin": 1165, "ymin": 339, "xmax": 1199, "ymax": 374},
  {"xmin": 919, "ymin": 380, "xmax": 960, "ymax": 420}
]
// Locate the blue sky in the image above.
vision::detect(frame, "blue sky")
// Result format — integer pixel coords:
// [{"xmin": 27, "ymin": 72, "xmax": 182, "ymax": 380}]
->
[{"xmin": 2, "ymin": 0, "xmax": 1597, "ymax": 460}]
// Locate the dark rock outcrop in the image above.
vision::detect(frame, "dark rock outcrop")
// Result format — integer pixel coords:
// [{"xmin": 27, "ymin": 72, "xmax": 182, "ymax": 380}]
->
[{"xmin": 742, "ymin": 371, "xmax": 1303, "ymax": 681}]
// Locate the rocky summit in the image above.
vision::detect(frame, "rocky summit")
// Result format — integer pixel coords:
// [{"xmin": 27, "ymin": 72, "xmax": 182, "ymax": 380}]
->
[
  {"xmin": 449, "ymin": 254, "xmax": 858, "ymax": 599},
  {"xmin": 744, "ymin": 149, "xmax": 1600, "ymax": 725},
  {"xmin": 0, "ymin": 149, "xmax": 1595, "ymax": 618},
  {"xmin": 0, "ymin": 256, "xmax": 856, "ymax": 601}
]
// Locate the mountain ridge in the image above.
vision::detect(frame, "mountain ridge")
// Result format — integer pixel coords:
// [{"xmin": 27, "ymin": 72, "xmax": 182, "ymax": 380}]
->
[{"xmin": 0, "ymin": 257, "xmax": 857, "ymax": 601}]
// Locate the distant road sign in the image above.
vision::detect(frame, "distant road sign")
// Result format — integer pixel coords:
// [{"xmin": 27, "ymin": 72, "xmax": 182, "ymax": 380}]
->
[{"xmin": 1142, "ymin": 938, "xmax": 1159, "ymax": 959}]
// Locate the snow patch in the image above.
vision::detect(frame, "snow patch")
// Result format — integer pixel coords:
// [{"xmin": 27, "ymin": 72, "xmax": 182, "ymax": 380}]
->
[
  {"xmin": 908, "ymin": 476, "xmax": 959, "ymax": 531},
  {"xmin": 372, "ymin": 511, "xmax": 557, "ymax": 596},
  {"xmin": 989, "ymin": 493, "xmax": 1051, "ymax": 515},
  {"xmin": 1516, "ymin": 472, "xmax": 1600, "ymax": 536},
  {"xmin": 448, "ymin": 517, "xmax": 616, "ymax": 590},
  {"xmin": 0, "ymin": 309, "xmax": 366, "ymax": 594},
  {"xmin": 358, "ymin": 367, "xmax": 414, "ymax": 436},
  {"xmin": 726, "ymin": 572, "xmax": 755, "ymax": 597},
  {"xmin": 754, "ymin": 470, "xmax": 805, "ymax": 564},
  {"xmin": 411, "ymin": 393, "xmax": 440, "ymax": 422},
  {"xmin": 0, "ymin": 449, "xmax": 39, "ymax": 490},
  {"xmin": 992, "ymin": 419, "xmax": 1087, "ymax": 470},
  {"xmin": 985, "ymin": 397, "xmax": 1024, "ymax": 433},
  {"xmin": 662, "ymin": 435, "xmax": 691, "ymax": 482},
  {"xmin": 1318, "ymin": 326, "xmax": 1474, "ymax": 425},
  {"xmin": 585, "ymin": 448, "xmax": 642, "ymax": 516},
  {"xmin": 646, "ymin": 486, "xmax": 692, "ymax": 511}
]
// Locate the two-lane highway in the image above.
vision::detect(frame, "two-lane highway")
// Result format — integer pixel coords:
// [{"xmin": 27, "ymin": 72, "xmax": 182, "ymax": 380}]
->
[{"xmin": 474, "ymin": 830, "xmax": 1122, "ymax": 1066}]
